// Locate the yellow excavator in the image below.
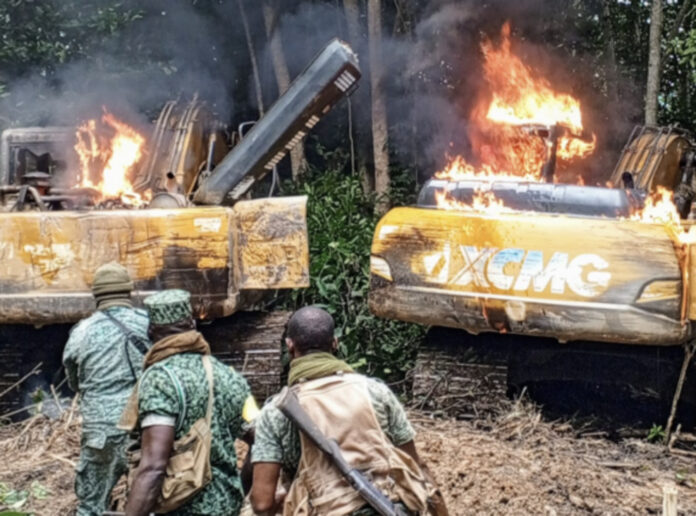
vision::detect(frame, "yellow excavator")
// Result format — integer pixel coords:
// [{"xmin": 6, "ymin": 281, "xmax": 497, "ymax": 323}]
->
[
  {"xmin": 369, "ymin": 124, "xmax": 696, "ymax": 424},
  {"xmin": 0, "ymin": 39, "xmax": 361, "ymax": 414}
]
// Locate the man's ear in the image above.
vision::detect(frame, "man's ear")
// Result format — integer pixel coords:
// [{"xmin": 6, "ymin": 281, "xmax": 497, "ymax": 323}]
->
[
  {"xmin": 286, "ymin": 337, "xmax": 295, "ymax": 355},
  {"xmin": 332, "ymin": 337, "xmax": 338, "ymax": 353}
]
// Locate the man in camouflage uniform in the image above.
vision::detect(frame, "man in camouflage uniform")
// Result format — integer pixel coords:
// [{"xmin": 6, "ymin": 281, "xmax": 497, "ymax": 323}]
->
[
  {"xmin": 63, "ymin": 262, "xmax": 150, "ymax": 516},
  {"xmin": 125, "ymin": 289, "xmax": 254, "ymax": 516},
  {"xmin": 250, "ymin": 307, "xmax": 447, "ymax": 516}
]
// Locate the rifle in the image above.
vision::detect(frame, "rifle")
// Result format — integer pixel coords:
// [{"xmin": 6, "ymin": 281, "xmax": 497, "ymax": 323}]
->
[{"xmin": 275, "ymin": 387, "xmax": 408, "ymax": 516}]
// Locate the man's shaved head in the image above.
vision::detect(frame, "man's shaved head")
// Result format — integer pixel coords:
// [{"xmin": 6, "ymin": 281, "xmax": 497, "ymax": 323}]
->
[{"xmin": 286, "ymin": 306, "xmax": 335, "ymax": 354}]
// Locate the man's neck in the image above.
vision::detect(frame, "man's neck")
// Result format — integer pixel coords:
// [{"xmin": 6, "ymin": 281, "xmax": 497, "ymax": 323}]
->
[{"xmin": 293, "ymin": 349, "xmax": 334, "ymax": 360}]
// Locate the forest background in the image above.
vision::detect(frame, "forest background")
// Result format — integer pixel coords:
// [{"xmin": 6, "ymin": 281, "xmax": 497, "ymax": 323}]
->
[{"xmin": 1, "ymin": 0, "xmax": 693, "ymax": 386}]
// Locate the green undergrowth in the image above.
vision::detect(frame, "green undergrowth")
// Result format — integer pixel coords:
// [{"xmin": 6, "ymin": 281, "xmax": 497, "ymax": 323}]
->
[{"xmin": 275, "ymin": 155, "xmax": 425, "ymax": 389}]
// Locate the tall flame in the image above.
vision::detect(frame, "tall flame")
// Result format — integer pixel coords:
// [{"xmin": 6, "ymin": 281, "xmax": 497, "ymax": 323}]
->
[
  {"xmin": 435, "ymin": 22, "xmax": 596, "ymax": 211},
  {"xmin": 432, "ymin": 23, "xmax": 691, "ymax": 245},
  {"xmin": 75, "ymin": 111, "xmax": 148, "ymax": 207},
  {"xmin": 482, "ymin": 23, "xmax": 585, "ymax": 132}
]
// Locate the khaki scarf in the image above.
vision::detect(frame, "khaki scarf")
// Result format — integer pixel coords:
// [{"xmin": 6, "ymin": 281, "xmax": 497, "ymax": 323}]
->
[
  {"xmin": 288, "ymin": 352, "xmax": 354, "ymax": 386},
  {"xmin": 118, "ymin": 330, "xmax": 211, "ymax": 431}
]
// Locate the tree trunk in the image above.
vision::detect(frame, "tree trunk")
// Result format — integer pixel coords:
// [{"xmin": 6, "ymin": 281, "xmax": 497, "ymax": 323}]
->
[
  {"xmin": 236, "ymin": 0, "xmax": 265, "ymax": 117},
  {"xmin": 601, "ymin": 0, "xmax": 618, "ymax": 103},
  {"xmin": 368, "ymin": 0, "xmax": 390, "ymax": 213},
  {"xmin": 263, "ymin": 1, "xmax": 307, "ymax": 179},
  {"xmin": 343, "ymin": 0, "xmax": 372, "ymax": 192},
  {"xmin": 645, "ymin": 0, "xmax": 663, "ymax": 125},
  {"xmin": 343, "ymin": 0, "xmax": 362, "ymax": 48}
]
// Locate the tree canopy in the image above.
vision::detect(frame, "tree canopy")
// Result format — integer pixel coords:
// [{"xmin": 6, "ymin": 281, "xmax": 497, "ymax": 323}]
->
[{"xmin": 1, "ymin": 1, "xmax": 695, "ymax": 163}]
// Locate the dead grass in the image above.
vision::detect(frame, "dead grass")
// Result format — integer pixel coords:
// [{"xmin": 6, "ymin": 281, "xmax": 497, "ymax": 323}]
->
[
  {"xmin": 414, "ymin": 396, "xmax": 696, "ymax": 515},
  {"xmin": 2, "ymin": 395, "xmax": 696, "ymax": 515},
  {"xmin": 0, "ymin": 400, "xmax": 80, "ymax": 515}
]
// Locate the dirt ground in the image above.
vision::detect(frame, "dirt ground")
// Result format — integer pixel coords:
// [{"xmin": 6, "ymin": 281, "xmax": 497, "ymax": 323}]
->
[
  {"xmin": 414, "ymin": 398, "xmax": 696, "ymax": 515},
  {"xmin": 1, "ymin": 396, "xmax": 696, "ymax": 515}
]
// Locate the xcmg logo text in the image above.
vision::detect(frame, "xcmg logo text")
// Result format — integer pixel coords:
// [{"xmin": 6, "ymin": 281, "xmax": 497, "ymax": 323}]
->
[{"xmin": 421, "ymin": 244, "xmax": 611, "ymax": 298}]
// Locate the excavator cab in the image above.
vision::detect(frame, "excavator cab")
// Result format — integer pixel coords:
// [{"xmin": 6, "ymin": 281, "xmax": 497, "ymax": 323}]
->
[{"xmin": 0, "ymin": 127, "xmax": 73, "ymax": 189}]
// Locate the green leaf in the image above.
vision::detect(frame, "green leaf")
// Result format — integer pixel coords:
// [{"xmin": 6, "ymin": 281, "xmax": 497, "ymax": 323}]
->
[
  {"xmin": 30, "ymin": 481, "xmax": 50, "ymax": 500},
  {"xmin": 1, "ymin": 490, "xmax": 28, "ymax": 510},
  {"xmin": 349, "ymin": 357, "xmax": 367, "ymax": 369}
]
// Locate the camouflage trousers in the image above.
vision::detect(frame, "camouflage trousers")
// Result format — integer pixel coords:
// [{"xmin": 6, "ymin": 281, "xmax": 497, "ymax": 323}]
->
[{"xmin": 75, "ymin": 432, "xmax": 128, "ymax": 516}]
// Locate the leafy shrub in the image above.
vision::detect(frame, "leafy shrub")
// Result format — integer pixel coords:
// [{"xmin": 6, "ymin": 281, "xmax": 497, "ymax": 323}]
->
[{"xmin": 277, "ymin": 152, "xmax": 425, "ymax": 386}]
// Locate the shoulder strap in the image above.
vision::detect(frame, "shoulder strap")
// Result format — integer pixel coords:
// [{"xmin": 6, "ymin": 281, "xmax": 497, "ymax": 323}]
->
[
  {"xmin": 157, "ymin": 364, "xmax": 188, "ymax": 433},
  {"xmin": 102, "ymin": 310, "xmax": 149, "ymax": 355},
  {"xmin": 202, "ymin": 355, "xmax": 214, "ymax": 425}
]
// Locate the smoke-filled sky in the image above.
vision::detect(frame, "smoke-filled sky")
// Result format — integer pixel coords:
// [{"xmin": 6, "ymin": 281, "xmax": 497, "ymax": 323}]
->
[{"xmin": 0, "ymin": 0, "xmax": 640, "ymax": 181}]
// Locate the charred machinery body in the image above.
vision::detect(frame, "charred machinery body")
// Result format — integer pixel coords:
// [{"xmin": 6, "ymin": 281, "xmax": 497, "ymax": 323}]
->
[
  {"xmin": 370, "ymin": 125, "xmax": 696, "ymax": 424},
  {"xmin": 0, "ymin": 39, "xmax": 361, "ymax": 414}
]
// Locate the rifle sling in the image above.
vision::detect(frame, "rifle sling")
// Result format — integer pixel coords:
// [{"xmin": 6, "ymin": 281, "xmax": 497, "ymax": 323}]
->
[{"xmin": 102, "ymin": 311, "xmax": 149, "ymax": 379}]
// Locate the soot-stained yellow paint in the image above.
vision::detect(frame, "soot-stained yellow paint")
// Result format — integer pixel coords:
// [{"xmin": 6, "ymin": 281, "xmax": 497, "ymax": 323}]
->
[
  {"xmin": 0, "ymin": 196, "xmax": 308, "ymax": 324},
  {"xmin": 370, "ymin": 206, "xmax": 691, "ymax": 346}
]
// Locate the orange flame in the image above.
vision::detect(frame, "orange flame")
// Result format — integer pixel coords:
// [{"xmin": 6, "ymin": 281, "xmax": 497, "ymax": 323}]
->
[
  {"xmin": 630, "ymin": 187, "xmax": 696, "ymax": 245},
  {"xmin": 434, "ymin": 155, "xmax": 536, "ymax": 183},
  {"xmin": 75, "ymin": 110, "xmax": 148, "ymax": 207},
  {"xmin": 435, "ymin": 189, "xmax": 513, "ymax": 215},
  {"xmin": 434, "ymin": 22, "xmax": 596, "ymax": 211},
  {"xmin": 631, "ymin": 187, "xmax": 681, "ymax": 226},
  {"xmin": 428, "ymin": 24, "xmax": 693, "ymax": 244},
  {"xmin": 482, "ymin": 23, "xmax": 585, "ymax": 132}
]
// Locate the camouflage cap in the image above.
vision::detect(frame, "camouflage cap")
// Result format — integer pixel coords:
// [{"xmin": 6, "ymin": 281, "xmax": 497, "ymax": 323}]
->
[{"xmin": 144, "ymin": 289, "xmax": 193, "ymax": 325}]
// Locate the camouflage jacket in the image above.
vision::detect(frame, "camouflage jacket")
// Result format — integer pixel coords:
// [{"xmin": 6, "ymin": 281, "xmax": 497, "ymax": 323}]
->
[
  {"xmin": 63, "ymin": 306, "xmax": 149, "ymax": 437},
  {"xmin": 138, "ymin": 352, "xmax": 251, "ymax": 516}
]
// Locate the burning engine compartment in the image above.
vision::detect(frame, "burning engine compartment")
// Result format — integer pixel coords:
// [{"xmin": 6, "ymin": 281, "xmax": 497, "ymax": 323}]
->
[
  {"xmin": 1, "ymin": 113, "xmax": 154, "ymax": 213},
  {"xmin": 0, "ymin": 38, "xmax": 361, "ymax": 215},
  {"xmin": 1, "ymin": 105, "xmax": 215, "ymax": 213},
  {"xmin": 420, "ymin": 23, "xmax": 696, "ymax": 229}
]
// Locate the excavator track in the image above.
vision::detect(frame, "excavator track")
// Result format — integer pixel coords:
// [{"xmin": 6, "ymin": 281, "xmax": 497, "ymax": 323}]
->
[
  {"xmin": 0, "ymin": 311, "xmax": 289, "ymax": 418},
  {"xmin": 200, "ymin": 310, "xmax": 289, "ymax": 401},
  {"xmin": 413, "ymin": 327, "xmax": 512, "ymax": 417},
  {"xmin": 414, "ymin": 327, "xmax": 696, "ymax": 427}
]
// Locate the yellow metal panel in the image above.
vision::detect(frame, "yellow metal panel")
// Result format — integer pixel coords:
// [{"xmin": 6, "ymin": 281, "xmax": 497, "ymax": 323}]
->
[
  {"xmin": 233, "ymin": 196, "xmax": 309, "ymax": 290},
  {"xmin": 0, "ymin": 198, "xmax": 308, "ymax": 324},
  {"xmin": 0, "ymin": 206, "xmax": 232, "ymax": 293},
  {"xmin": 370, "ymin": 207, "xmax": 688, "ymax": 345},
  {"xmin": 611, "ymin": 132, "xmax": 690, "ymax": 191},
  {"xmin": 372, "ymin": 207, "xmax": 679, "ymax": 302}
]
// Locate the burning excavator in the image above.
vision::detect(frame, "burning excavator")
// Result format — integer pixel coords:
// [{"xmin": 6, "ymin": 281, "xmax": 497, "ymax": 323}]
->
[
  {"xmin": 369, "ymin": 24, "xmax": 696, "ymax": 423},
  {"xmin": 0, "ymin": 39, "xmax": 360, "ymax": 413}
]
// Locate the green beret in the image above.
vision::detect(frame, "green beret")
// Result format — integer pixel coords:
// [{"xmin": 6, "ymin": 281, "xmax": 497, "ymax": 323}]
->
[
  {"xmin": 92, "ymin": 262, "xmax": 134, "ymax": 297},
  {"xmin": 144, "ymin": 289, "xmax": 193, "ymax": 325}
]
